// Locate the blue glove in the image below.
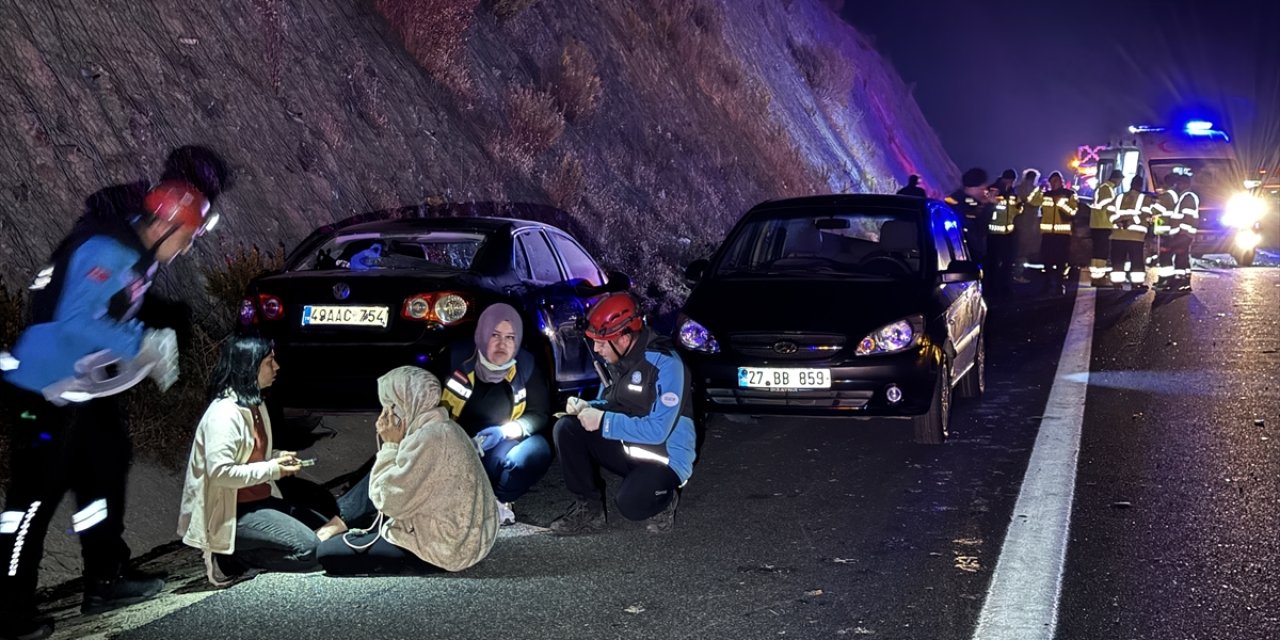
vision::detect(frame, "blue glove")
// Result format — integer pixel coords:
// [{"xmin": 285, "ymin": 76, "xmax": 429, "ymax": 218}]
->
[{"xmin": 474, "ymin": 426, "xmax": 505, "ymax": 453}]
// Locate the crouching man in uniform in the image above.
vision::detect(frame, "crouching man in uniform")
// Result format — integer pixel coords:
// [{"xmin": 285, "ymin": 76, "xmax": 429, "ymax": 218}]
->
[{"xmin": 549, "ymin": 293, "xmax": 696, "ymax": 535}]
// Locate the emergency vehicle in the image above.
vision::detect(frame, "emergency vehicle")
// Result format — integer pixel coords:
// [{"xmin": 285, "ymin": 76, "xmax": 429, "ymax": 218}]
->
[{"xmin": 1093, "ymin": 120, "xmax": 1267, "ymax": 266}]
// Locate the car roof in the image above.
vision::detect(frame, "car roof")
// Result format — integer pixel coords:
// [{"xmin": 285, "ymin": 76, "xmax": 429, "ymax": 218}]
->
[
  {"xmin": 331, "ymin": 216, "xmax": 555, "ymax": 236},
  {"xmin": 746, "ymin": 194, "xmax": 934, "ymax": 219}
]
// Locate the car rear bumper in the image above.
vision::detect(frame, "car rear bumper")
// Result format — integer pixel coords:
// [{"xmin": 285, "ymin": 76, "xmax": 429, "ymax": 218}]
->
[
  {"xmin": 685, "ymin": 348, "xmax": 941, "ymax": 418},
  {"xmin": 269, "ymin": 341, "xmax": 456, "ymax": 411}
]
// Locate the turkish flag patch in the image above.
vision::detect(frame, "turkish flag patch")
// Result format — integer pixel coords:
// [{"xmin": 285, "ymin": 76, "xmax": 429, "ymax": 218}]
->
[{"xmin": 87, "ymin": 266, "xmax": 111, "ymax": 283}]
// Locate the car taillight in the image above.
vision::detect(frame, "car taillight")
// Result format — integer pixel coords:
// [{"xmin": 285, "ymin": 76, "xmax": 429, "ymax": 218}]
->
[
  {"xmin": 401, "ymin": 292, "xmax": 469, "ymax": 325},
  {"xmin": 257, "ymin": 294, "xmax": 284, "ymax": 321}
]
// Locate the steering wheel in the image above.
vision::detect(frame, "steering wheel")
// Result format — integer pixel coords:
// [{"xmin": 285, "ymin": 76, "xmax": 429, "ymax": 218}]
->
[{"xmin": 856, "ymin": 252, "xmax": 911, "ymax": 274}]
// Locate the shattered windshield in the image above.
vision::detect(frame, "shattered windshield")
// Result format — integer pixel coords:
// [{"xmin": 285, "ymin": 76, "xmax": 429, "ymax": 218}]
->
[
  {"xmin": 294, "ymin": 231, "xmax": 486, "ymax": 272},
  {"xmin": 714, "ymin": 210, "xmax": 923, "ymax": 278}
]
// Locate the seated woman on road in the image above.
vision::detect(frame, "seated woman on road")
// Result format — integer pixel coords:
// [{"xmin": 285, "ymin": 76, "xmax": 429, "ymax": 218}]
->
[
  {"xmin": 177, "ymin": 336, "xmax": 345, "ymax": 586},
  {"xmin": 317, "ymin": 366, "xmax": 498, "ymax": 575},
  {"xmin": 440, "ymin": 302, "xmax": 552, "ymax": 525}
]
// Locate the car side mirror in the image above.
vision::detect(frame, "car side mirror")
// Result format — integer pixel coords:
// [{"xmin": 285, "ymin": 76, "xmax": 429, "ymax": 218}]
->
[
  {"xmin": 942, "ymin": 259, "xmax": 981, "ymax": 282},
  {"xmin": 685, "ymin": 259, "xmax": 709, "ymax": 283},
  {"xmin": 604, "ymin": 270, "xmax": 631, "ymax": 292}
]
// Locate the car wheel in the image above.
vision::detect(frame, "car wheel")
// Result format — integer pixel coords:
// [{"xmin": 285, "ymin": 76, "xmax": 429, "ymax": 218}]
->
[
  {"xmin": 912, "ymin": 359, "xmax": 951, "ymax": 445},
  {"xmin": 956, "ymin": 334, "xmax": 985, "ymax": 399}
]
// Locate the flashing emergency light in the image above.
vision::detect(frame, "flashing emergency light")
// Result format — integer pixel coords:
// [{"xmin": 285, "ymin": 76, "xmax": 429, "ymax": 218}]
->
[{"xmin": 1185, "ymin": 120, "xmax": 1214, "ymax": 132}]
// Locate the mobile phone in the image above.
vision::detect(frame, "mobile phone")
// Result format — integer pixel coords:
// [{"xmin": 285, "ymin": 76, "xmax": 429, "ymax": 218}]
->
[{"xmin": 296, "ymin": 458, "xmax": 316, "ymax": 468}]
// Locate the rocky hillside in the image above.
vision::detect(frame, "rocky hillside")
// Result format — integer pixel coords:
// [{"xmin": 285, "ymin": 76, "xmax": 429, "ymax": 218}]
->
[{"xmin": 0, "ymin": 0, "xmax": 955, "ymax": 319}]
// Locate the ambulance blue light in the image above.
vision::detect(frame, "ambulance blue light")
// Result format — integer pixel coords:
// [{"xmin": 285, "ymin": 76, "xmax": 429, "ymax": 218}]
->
[{"xmin": 1185, "ymin": 120, "xmax": 1214, "ymax": 132}]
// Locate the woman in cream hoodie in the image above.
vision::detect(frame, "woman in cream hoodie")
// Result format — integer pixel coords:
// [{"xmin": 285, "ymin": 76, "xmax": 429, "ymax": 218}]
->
[
  {"xmin": 177, "ymin": 336, "xmax": 343, "ymax": 586},
  {"xmin": 317, "ymin": 366, "xmax": 497, "ymax": 574}
]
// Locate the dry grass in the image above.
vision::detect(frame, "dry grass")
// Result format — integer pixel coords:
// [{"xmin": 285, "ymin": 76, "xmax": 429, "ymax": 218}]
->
[
  {"xmin": 373, "ymin": 0, "xmax": 479, "ymax": 95},
  {"xmin": 554, "ymin": 40, "xmax": 602, "ymax": 122},
  {"xmin": 491, "ymin": 0, "xmax": 539, "ymax": 20},
  {"xmin": 494, "ymin": 85, "xmax": 565, "ymax": 172},
  {"xmin": 543, "ymin": 153, "xmax": 585, "ymax": 211},
  {"xmin": 0, "ymin": 277, "xmax": 24, "ymax": 486},
  {"xmin": 790, "ymin": 40, "xmax": 854, "ymax": 103},
  {"xmin": 204, "ymin": 243, "xmax": 286, "ymax": 324}
]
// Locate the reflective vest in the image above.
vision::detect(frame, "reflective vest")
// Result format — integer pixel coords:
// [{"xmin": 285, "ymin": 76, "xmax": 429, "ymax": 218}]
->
[
  {"xmin": 440, "ymin": 353, "xmax": 531, "ymax": 423},
  {"xmin": 1151, "ymin": 190, "xmax": 1178, "ymax": 236},
  {"xmin": 1031, "ymin": 189, "xmax": 1077, "ymax": 235},
  {"xmin": 1090, "ymin": 182, "xmax": 1119, "ymax": 230},
  {"xmin": 1176, "ymin": 190, "xmax": 1199, "ymax": 236},
  {"xmin": 1111, "ymin": 191, "xmax": 1149, "ymax": 242},
  {"xmin": 987, "ymin": 191, "xmax": 1021, "ymax": 235}
]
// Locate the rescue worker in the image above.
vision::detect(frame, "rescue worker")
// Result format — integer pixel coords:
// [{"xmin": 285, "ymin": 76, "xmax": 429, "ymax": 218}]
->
[
  {"xmin": 896, "ymin": 174, "xmax": 927, "ymax": 197},
  {"xmin": 0, "ymin": 146, "xmax": 229, "ymax": 640},
  {"xmin": 945, "ymin": 168, "xmax": 993, "ymax": 266},
  {"xmin": 1109, "ymin": 175, "xmax": 1151, "ymax": 290},
  {"xmin": 1012, "ymin": 169, "xmax": 1042, "ymax": 283},
  {"xmin": 1027, "ymin": 171, "xmax": 1077, "ymax": 295},
  {"xmin": 1154, "ymin": 173, "xmax": 1199, "ymax": 291},
  {"xmin": 549, "ymin": 292, "xmax": 696, "ymax": 535},
  {"xmin": 1089, "ymin": 170, "xmax": 1124, "ymax": 287},
  {"xmin": 984, "ymin": 169, "xmax": 1022, "ymax": 296}
]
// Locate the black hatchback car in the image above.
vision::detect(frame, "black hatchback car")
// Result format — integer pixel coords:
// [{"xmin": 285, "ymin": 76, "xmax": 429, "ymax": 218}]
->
[
  {"xmin": 675, "ymin": 194, "xmax": 986, "ymax": 443},
  {"xmin": 239, "ymin": 205, "xmax": 626, "ymax": 411}
]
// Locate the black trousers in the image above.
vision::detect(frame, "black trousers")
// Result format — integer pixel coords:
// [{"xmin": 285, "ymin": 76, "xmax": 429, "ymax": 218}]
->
[
  {"xmin": 1158, "ymin": 235, "xmax": 1193, "ymax": 272},
  {"xmin": 985, "ymin": 233, "xmax": 1016, "ymax": 294},
  {"xmin": 1090, "ymin": 228, "xmax": 1111, "ymax": 261},
  {"xmin": 0, "ymin": 383, "xmax": 133, "ymax": 621},
  {"xmin": 1040, "ymin": 235, "xmax": 1072, "ymax": 286},
  {"xmin": 552, "ymin": 416, "xmax": 679, "ymax": 521},
  {"xmin": 1110, "ymin": 239, "xmax": 1146, "ymax": 283},
  {"xmin": 316, "ymin": 529, "xmax": 438, "ymax": 576}
]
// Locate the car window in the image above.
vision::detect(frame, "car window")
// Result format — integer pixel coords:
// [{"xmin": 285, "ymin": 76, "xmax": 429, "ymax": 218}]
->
[
  {"xmin": 716, "ymin": 209, "xmax": 922, "ymax": 278},
  {"xmin": 931, "ymin": 206, "xmax": 953, "ymax": 271},
  {"xmin": 294, "ymin": 231, "xmax": 485, "ymax": 271},
  {"xmin": 517, "ymin": 232, "xmax": 563, "ymax": 283},
  {"xmin": 548, "ymin": 232, "xmax": 604, "ymax": 286},
  {"xmin": 941, "ymin": 207, "xmax": 968, "ymax": 261},
  {"xmin": 512, "ymin": 237, "xmax": 532, "ymax": 280}
]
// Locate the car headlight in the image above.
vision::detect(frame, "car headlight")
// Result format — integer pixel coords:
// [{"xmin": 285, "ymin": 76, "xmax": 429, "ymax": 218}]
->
[
  {"xmin": 856, "ymin": 315, "xmax": 924, "ymax": 356},
  {"xmin": 1223, "ymin": 193, "xmax": 1267, "ymax": 228},
  {"xmin": 677, "ymin": 316, "xmax": 720, "ymax": 353}
]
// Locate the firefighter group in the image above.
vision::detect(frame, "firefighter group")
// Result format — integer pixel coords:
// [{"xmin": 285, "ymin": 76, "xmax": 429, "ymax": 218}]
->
[{"xmin": 924, "ymin": 166, "xmax": 1199, "ymax": 295}]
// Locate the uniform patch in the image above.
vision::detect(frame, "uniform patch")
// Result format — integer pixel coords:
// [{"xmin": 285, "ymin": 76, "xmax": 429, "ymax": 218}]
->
[
  {"xmin": 87, "ymin": 266, "xmax": 111, "ymax": 283},
  {"xmin": 631, "ymin": 371, "xmax": 642, "ymax": 385},
  {"xmin": 661, "ymin": 392, "xmax": 679, "ymax": 407}
]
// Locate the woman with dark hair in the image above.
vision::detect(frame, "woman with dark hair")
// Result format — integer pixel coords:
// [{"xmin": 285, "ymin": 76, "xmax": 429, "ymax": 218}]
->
[{"xmin": 177, "ymin": 336, "xmax": 344, "ymax": 586}]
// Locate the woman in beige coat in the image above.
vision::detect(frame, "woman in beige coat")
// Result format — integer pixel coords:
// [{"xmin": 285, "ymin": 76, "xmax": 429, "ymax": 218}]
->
[
  {"xmin": 317, "ymin": 366, "xmax": 497, "ymax": 575},
  {"xmin": 177, "ymin": 336, "xmax": 343, "ymax": 586}
]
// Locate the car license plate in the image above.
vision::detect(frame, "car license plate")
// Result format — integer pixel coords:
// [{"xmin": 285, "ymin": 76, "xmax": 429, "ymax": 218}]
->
[
  {"xmin": 737, "ymin": 367, "xmax": 830, "ymax": 390},
  {"xmin": 302, "ymin": 305, "xmax": 389, "ymax": 328}
]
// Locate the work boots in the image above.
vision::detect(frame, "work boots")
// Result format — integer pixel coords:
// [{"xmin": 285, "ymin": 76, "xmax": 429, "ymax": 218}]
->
[
  {"xmin": 81, "ymin": 573, "xmax": 165, "ymax": 615},
  {"xmin": 645, "ymin": 493, "xmax": 679, "ymax": 534},
  {"xmin": 549, "ymin": 499, "xmax": 607, "ymax": 535}
]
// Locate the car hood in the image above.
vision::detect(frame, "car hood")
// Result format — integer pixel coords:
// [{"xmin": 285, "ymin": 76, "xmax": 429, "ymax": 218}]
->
[{"xmin": 681, "ymin": 275, "xmax": 934, "ymax": 338}]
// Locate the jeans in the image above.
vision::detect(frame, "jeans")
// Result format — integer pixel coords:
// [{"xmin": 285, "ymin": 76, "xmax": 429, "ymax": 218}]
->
[
  {"xmin": 481, "ymin": 434, "xmax": 552, "ymax": 503},
  {"xmin": 553, "ymin": 416, "xmax": 679, "ymax": 521},
  {"xmin": 229, "ymin": 497, "xmax": 325, "ymax": 572}
]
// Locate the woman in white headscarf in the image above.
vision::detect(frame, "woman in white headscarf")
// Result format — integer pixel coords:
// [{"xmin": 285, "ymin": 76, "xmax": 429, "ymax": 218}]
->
[{"xmin": 316, "ymin": 366, "xmax": 497, "ymax": 574}]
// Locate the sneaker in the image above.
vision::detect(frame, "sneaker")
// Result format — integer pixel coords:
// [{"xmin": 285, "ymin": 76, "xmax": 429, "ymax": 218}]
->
[
  {"xmin": 0, "ymin": 618, "xmax": 53, "ymax": 640},
  {"xmin": 549, "ymin": 499, "xmax": 606, "ymax": 536},
  {"xmin": 645, "ymin": 493, "xmax": 679, "ymax": 534},
  {"xmin": 206, "ymin": 553, "xmax": 260, "ymax": 588},
  {"xmin": 496, "ymin": 500, "xmax": 516, "ymax": 526},
  {"xmin": 81, "ymin": 574, "xmax": 165, "ymax": 615}
]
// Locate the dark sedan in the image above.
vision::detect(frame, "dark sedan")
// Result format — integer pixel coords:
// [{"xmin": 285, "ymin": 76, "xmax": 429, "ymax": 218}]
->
[
  {"xmin": 239, "ymin": 206, "xmax": 626, "ymax": 412},
  {"xmin": 675, "ymin": 194, "xmax": 986, "ymax": 443}
]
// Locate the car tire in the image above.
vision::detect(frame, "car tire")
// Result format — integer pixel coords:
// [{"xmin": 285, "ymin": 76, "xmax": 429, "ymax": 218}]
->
[
  {"xmin": 912, "ymin": 360, "xmax": 950, "ymax": 445},
  {"xmin": 956, "ymin": 334, "xmax": 985, "ymax": 399}
]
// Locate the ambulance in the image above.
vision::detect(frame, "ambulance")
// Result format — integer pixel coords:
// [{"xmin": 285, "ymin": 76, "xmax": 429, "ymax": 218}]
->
[{"xmin": 1095, "ymin": 120, "xmax": 1267, "ymax": 266}]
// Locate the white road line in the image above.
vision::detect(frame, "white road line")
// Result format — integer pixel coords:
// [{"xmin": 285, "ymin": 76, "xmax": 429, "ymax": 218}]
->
[{"xmin": 972, "ymin": 286, "xmax": 1096, "ymax": 640}]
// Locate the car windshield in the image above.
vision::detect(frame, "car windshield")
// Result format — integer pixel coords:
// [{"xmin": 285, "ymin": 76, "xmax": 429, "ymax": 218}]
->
[
  {"xmin": 714, "ymin": 210, "xmax": 923, "ymax": 278},
  {"xmin": 294, "ymin": 231, "xmax": 486, "ymax": 272}
]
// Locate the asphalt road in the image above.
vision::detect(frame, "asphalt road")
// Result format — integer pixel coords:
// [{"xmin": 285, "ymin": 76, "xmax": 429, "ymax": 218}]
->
[{"xmin": 91, "ymin": 263, "xmax": 1277, "ymax": 640}]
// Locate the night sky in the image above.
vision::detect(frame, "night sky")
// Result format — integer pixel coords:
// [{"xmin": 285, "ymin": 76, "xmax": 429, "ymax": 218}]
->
[{"xmin": 844, "ymin": 0, "xmax": 1280, "ymax": 187}]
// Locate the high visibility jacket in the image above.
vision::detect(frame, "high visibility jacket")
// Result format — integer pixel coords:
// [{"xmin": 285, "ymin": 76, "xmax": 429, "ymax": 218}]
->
[
  {"xmin": 987, "ymin": 189, "xmax": 1022, "ymax": 235},
  {"xmin": 1090, "ymin": 182, "xmax": 1119, "ymax": 230},
  {"xmin": 441, "ymin": 350, "xmax": 535, "ymax": 430},
  {"xmin": 1029, "ymin": 188, "xmax": 1077, "ymax": 235},
  {"xmin": 1175, "ymin": 190, "xmax": 1200, "ymax": 236},
  {"xmin": 1151, "ymin": 190, "xmax": 1179, "ymax": 236},
  {"xmin": 1111, "ymin": 191, "xmax": 1150, "ymax": 242}
]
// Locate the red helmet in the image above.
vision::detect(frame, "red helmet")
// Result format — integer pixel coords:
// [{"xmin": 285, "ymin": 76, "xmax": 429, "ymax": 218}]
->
[
  {"xmin": 585, "ymin": 293, "xmax": 643, "ymax": 340},
  {"xmin": 143, "ymin": 180, "xmax": 216, "ymax": 235}
]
